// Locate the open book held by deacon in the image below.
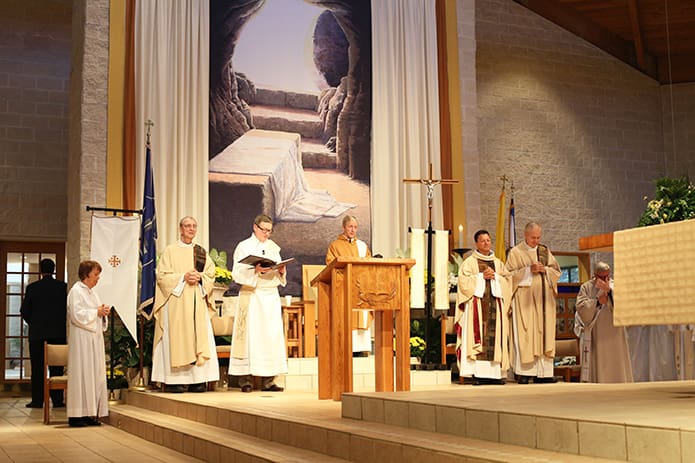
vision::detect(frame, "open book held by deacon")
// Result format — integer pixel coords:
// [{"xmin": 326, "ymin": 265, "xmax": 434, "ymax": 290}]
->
[{"xmin": 239, "ymin": 254, "xmax": 295, "ymax": 270}]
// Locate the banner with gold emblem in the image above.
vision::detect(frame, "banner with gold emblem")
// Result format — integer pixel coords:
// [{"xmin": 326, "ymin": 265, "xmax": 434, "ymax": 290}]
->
[{"xmin": 90, "ymin": 215, "xmax": 140, "ymax": 342}]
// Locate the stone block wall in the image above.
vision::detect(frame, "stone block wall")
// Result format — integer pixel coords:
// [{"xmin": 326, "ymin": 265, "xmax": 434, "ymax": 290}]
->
[
  {"xmin": 457, "ymin": 0, "xmax": 481, "ymax": 247},
  {"xmin": 0, "ymin": 1, "xmax": 72, "ymax": 241},
  {"xmin": 473, "ymin": 0, "xmax": 665, "ymax": 252},
  {"xmin": 67, "ymin": 0, "xmax": 109, "ymax": 279},
  {"xmin": 661, "ymin": 83, "xmax": 695, "ymax": 179}
]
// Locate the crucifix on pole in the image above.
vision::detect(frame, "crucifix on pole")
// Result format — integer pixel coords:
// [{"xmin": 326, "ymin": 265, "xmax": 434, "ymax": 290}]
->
[{"xmin": 403, "ymin": 163, "xmax": 459, "ymax": 365}]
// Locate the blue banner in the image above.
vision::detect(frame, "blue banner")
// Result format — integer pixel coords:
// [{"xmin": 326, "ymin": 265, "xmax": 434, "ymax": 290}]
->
[{"xmin": 139, "ymin": 144, "xmax": 157, "ymax": 317}]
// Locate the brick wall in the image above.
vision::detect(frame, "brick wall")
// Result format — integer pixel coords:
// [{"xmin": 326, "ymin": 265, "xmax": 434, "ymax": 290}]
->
[
  {"xmin": 474, "ymin": 0, "xmax": 666, "ymax": 252},
  {"xmin": 0, "ymin": 0, "xmax": 71, "ymax": 240}
]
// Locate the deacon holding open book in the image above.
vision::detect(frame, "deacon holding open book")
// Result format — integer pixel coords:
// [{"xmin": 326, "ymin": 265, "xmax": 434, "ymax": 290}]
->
[{"xmin": 230, "ymin": 214, "xmax": 288, "ymax": 392}]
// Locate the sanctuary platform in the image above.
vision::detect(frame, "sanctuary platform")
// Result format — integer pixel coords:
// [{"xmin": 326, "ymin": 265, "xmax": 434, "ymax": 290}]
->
[{"xmin": 98, "ymin": 378, "xmax": 695, "ymax": 462}]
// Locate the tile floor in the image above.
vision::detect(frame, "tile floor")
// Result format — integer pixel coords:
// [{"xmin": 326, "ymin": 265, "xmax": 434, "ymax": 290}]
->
[
  {"xmin": 0, "ymin": 398, "xmax": 202, "ymax": 462},
  {"xmin": 5, "ymin": 379, "xmax": 695, "ymax": 462}
]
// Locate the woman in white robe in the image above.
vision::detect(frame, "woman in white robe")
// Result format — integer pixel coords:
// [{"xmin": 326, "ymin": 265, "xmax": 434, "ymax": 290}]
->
[{"xmin": 67, "ymin": 260, "xmax": 109, "ymax": 427}]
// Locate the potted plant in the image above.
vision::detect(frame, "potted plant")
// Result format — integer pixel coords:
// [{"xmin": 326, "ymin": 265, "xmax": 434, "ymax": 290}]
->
[
  {"xmin": 210, "ymin": 248, "xmax": 232, "ymax": 301},
  {"xmin": 638, "ymin": 176, "xmax": 695, "ymax": 226},
  {"xmin": 107, "ymin": 316, "xmax": 155, "ymax": 388},
  {"xmin": 409, "ymin": 336, "xmax": 426, "ymax": 364}
]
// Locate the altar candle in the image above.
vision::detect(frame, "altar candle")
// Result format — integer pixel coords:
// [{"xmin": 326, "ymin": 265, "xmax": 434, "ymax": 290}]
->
[{"xmin": 458, "ymin": 224, "xmax": 464, "ymax": 249}]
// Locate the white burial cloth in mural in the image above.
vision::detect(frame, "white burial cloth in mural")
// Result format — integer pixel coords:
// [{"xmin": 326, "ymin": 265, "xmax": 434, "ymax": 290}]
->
[{"xmin": 209, "ymin": 129, "xmax": 354, "ymax": 222}]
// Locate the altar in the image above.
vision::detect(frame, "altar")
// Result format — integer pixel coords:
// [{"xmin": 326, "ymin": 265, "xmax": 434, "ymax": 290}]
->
[
  {"xmin": 580, "ymin": 220, "xmax": 695, "ymax": 380},
  {"xmin": 209, "ymin": 128, "xmax": 354, "ymax": 223}
]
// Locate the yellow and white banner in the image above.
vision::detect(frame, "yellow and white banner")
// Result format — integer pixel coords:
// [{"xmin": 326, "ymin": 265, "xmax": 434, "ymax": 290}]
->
[{"xmin": 90, "ymin": 215, "xmax": 140, "ymax": 342}]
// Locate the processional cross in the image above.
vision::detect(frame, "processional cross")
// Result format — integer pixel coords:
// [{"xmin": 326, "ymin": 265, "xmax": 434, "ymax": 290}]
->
[
  {"xmin": 403, "ymin": 163, "xmax": 460, "ymax": 365},
  {"xmin": 145, "ymin": 119, "xmax": 154, "ymax": 145},
  {"xmin": 403, "ymin": 163, "xmax": 459, "ymax": 223}
]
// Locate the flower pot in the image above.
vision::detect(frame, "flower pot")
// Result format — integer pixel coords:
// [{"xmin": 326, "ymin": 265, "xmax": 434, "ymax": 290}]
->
[{"xmin": 212, "ymin": 284, "xmax": 227, "ymax": 302}]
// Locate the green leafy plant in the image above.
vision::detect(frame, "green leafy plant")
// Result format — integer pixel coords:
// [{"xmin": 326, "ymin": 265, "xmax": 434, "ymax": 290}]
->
[
  {"xmin": 107, "ymin": 317, "xmax": 155, "ymax": 372},
  {"xmin": 448, "ymin": 252, "xmax": 464, "ymax": 291},
  {"xmin": 638, "ymin": 176, "xmax": 695, "ymax": 226}
]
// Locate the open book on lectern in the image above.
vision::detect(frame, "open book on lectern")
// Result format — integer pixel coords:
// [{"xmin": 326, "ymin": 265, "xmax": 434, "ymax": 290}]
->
[{"xmin": 238, "ymin": 254, "xmax": 295, "ymax": 270}]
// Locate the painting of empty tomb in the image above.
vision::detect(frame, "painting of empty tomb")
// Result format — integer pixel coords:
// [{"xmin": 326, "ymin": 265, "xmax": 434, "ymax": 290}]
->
[{"xmin": 209, "ymin": 0, "xmax": 372, "ymax": 296}]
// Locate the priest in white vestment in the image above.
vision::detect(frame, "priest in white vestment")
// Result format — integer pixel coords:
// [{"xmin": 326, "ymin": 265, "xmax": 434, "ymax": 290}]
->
[
  {"xmin": 151, "ymin": 216, "xmax": 219, "ymax": 393},
  {"xmin": 67, "ymin": 260, "xmax": 109, "ymax": 427},
  {"xmin": 326, "ymin": 215, "xmax": 372, "ymax": 355},
  {"xmin": 505, "ymin": 222, "xmax": 561, "ymax": 383},
  {"xmin": 230, "ymin": 214, "xmax": 288, "ymax": 392},
  {"xmin": 456, "ymin": 230, "xmax": 512, "ymax": 384}
]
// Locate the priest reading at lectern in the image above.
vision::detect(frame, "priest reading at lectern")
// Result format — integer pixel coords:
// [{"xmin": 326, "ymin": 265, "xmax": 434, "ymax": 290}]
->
[{"xmin": 326, "ymin": 215, "xmax": 373, "ymax": 356}]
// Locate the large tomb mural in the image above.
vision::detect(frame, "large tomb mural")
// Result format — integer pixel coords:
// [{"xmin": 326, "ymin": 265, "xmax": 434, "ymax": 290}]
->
[{"xmin": 208, "ymin": 0, "xmax": 372, "ymax": 296}]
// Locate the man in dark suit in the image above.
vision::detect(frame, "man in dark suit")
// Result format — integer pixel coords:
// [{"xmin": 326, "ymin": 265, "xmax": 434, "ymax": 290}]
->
[{"xmin": 20, "ymin": 258, "xmax": 67, "ymax": 408}]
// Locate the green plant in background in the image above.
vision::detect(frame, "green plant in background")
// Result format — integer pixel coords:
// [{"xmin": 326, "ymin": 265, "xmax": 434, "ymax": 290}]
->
[
  {"xmin": 107, "ymin": 317, "xmax": 155, "ymax": 374},
  {"xmin": 448, "ymin": 252, "xmax": 464, "ymax": 291},
  {"xmin": 638, "ymin": 176, "xmax": 695, "ymax": 227},
  {"xmin": 210, "ymin": 248, "xmax": 233, "ymax": 284}
]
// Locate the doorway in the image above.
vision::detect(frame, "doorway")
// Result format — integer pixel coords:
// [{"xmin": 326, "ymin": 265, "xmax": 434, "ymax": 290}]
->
[{"xmin": 0, "ymin": 242, "xmax": 65, "ymax": 386}]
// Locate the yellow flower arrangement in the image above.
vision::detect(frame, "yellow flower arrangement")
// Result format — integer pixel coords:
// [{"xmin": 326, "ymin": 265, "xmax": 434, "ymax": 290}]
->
[
  {"xmin": 214, "ymin": 266, "xmax": 233, "ymax": 285},
  {"xmin": 409, "ymin": 336, "xmax": 426, "ymax": 358}
]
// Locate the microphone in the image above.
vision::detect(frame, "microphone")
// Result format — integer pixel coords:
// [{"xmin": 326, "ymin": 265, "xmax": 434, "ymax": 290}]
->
[{"xmin": 262, "ymin": 249, "xmax": 265, "ymax": 255}]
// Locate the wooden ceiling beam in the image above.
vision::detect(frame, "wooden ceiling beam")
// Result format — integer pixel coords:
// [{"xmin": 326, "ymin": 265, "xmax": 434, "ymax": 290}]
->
[
  {"xmin": 658, "ymin": 54, "xmax": 695, "ymax": 84},
  {"xmin": 514, "ymin": 0, "xmax": 659, "ymax": 81},
  {"xmin": 627, "ymin": 0, "xmax": 646, "ymax": 70}
]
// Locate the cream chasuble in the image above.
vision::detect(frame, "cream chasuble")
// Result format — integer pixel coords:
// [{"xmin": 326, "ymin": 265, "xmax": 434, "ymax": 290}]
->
[{"xmin": 505, "ymin": 242, "xmax": 561, "ymax": 377}]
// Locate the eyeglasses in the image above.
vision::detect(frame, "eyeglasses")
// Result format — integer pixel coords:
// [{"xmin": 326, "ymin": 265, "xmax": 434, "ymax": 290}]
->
[{"xmin": 255, "ymin": 224, "xmax": 272, "ymax": 234}]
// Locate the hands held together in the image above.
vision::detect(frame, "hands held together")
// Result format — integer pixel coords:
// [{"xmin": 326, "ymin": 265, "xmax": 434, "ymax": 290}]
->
[
  {"xmin": 98, "ymin": 304, "xmax": 110, "ymax": 317},
  {"xmin": 530, "ymin": 262, "xmax": 546, "ymax": 274}
]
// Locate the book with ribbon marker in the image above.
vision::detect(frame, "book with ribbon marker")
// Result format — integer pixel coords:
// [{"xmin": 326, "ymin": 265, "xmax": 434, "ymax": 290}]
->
[{"xmin": 238, "ymin": 255, "xmax": 295, "ymax": 269}]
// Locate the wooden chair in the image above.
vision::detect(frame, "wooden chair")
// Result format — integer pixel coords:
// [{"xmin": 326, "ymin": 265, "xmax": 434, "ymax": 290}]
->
[
  {"xmin": 554, "ymin": 338, "xmax": 581, "ymax": 382},
  {"xmin": 301, "ymin": 264, "xmax": 324, "ymax": 357},
  {"xmin": 209, "ymin": 315, "xmax": 234, "ymax": 391},
  {"xmin": 283, "ymin": 304, "xmax": 304, "ymax": 358},
  {"xmin": 210, "ymin": 315, "xmax": 234, "ymax": 360},
  {"xmin": 43, "ymin": 342, "xmax": 68, "ymax": 424}
]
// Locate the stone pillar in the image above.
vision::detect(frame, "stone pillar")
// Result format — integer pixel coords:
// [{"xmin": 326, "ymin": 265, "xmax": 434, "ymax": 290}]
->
[
  {"xmin": 458, "ymin": 0, "xmax": 481, "ymax": 245},
  {"xmin": 67, "ymin": 0, "xmax": 110, "ymax": 283}
]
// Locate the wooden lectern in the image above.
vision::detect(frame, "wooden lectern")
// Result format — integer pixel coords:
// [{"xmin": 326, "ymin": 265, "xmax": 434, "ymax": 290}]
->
[{"xmin": 311, "ymin": 257, "xmax": 415, "ymax": 400}]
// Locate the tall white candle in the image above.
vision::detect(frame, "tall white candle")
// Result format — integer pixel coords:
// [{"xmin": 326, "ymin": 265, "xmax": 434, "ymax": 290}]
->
[{"xmin": 458, "ymin": 224, "xmax": 464, "ymax": 248}]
